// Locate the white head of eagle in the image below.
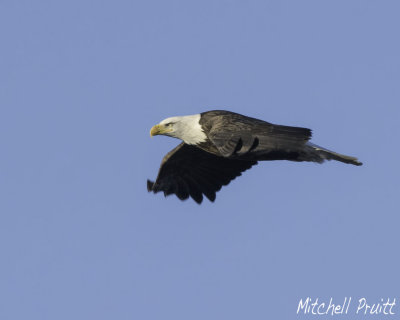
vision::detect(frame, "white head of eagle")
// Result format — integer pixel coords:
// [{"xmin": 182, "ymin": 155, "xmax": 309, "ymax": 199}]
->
[{"xmin": 150, "ymin": 113, "xmax": 207, "ymax": 145}]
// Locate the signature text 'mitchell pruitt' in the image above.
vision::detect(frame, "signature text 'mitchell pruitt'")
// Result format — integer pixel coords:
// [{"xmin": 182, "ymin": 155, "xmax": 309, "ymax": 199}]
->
[{"xmin": 297, "ymin": 297, "xmax": 396, "ymax": 316}]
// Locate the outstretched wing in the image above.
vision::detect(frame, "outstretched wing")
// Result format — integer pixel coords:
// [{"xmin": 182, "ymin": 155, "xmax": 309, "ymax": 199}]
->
[
  {"xmin": 147, "ymin": 143, "xmax": 257, "ymax": 204},
  {"xmin": 205, "ymin": 111, "xmax": 312, "ymax": 157}
]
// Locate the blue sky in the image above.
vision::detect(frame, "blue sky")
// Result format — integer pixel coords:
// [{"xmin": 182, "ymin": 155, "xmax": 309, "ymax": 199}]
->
[{"xmin": 1, "ymin": 1, "xmax": 399, "ymax": 319}]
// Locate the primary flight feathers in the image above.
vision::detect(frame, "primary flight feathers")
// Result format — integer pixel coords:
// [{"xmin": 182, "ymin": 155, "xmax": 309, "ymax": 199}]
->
[{"xmin": 147, "ymin": 110, "xmax": 362, "ymax": 204}]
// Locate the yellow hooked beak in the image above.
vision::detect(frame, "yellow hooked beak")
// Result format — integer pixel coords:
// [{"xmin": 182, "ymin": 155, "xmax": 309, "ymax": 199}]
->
[
  {"xmin": 150, "ymin": 124, "xmax": 162, "ymax": 137},
  {"xmin": 150, "ymin": 124, "xmax": 172, "ymax": 137}
]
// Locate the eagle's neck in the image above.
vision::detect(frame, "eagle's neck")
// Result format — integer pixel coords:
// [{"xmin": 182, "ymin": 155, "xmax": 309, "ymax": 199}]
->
[{"xmin": 170, "ymin": 114, "xmax": 207, "ymax": 145}]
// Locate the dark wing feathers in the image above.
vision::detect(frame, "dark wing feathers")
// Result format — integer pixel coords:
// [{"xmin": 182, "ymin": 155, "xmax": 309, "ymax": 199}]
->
[
  {"xmin": 147, "ymin": 143, "xmax": 257, "ymax": 203},
  {"xmin": 203, "ymin": 110, "xmax": 312, "ymax": 157}
]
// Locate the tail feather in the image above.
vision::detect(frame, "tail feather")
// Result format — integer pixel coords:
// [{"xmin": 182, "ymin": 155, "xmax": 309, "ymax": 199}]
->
[{"xmin": 307, "ymin": 143, "xmax": 362, "ymax": 166}]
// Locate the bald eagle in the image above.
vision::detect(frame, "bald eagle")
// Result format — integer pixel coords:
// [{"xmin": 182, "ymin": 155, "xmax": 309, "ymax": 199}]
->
[{"xmin": 148, "ymin": 110, "xmax": 362, "ymax": 204}]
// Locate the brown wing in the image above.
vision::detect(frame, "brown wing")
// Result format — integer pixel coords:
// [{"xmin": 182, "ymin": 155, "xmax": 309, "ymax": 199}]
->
[
  {"xmin": 147, "ymin": 143, "xmax": 257, "ymax": 204},
  {"xmin": 202, "ymin": 111, "xmax": 312, "ymax": 157}
]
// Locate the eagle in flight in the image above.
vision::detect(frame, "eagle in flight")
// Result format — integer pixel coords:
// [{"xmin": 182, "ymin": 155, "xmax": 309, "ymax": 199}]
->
[{"xmin": 147, "ymin": 110, "xmax": 362, "ymax": 204}]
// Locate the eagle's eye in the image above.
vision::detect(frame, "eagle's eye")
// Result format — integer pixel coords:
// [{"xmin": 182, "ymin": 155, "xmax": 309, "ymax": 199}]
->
[{"xmin": 165, "ymin": 122, "xmax": 173, "ymax": 127}]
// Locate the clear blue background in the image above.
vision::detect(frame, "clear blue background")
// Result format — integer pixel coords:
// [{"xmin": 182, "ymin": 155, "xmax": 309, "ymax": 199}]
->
[{"xmin": 1, "ymin": 1, "xmax": 399, "ymax": 319}]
